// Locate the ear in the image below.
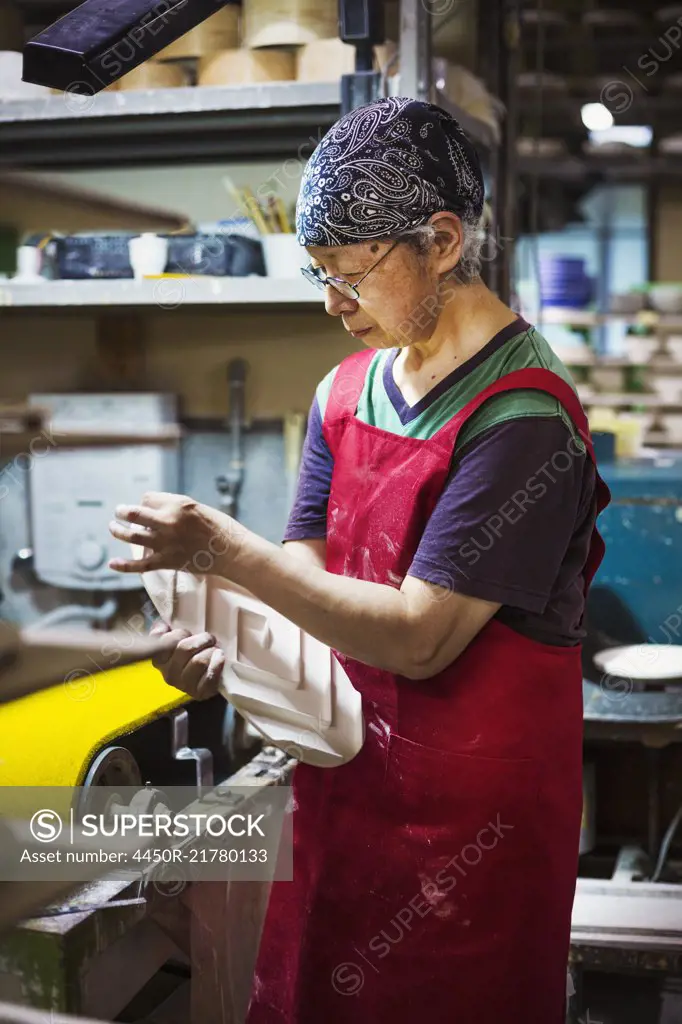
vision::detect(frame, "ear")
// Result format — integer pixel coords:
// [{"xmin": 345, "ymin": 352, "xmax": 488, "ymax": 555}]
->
[{"xmin": 428, "ymin": 212, "xmax": 464, "ymax": 275}]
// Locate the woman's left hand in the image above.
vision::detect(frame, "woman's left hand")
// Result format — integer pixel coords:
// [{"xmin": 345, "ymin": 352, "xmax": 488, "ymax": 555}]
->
[{"xmin": 108, "ymin": 491, "xmax": 242, "ymax": 574}]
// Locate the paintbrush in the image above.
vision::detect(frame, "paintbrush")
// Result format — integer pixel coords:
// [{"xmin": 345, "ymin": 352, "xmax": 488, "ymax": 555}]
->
[
  {"xmin": 273, "ymin": 195, "xmax": 292, "ymax": 233},
  {"xmin": 243, "ymin": 187, "xmax": 270, "ymax": 235}
]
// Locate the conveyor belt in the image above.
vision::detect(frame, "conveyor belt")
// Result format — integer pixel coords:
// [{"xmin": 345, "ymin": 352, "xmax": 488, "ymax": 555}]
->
[{"xmin": 0, "ymin": 659, "xmax": 189, "ymax": 788}]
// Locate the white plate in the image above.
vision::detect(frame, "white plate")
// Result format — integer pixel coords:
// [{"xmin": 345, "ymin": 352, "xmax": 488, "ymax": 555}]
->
[{"xmin": 594, "ymin": 645, "xmax": 682, "ymax": 682}]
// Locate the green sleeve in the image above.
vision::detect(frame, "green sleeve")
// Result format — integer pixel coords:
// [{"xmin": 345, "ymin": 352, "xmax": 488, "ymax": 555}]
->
[{"xmin": 315, "ymin": 364, "xmax": 340, "ymax": 419}]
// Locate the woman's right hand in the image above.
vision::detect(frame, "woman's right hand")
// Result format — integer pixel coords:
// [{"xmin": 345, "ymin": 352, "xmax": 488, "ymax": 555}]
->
[{"xmin": 149, "ymin": 620, "xmax": 225, "ymax": 701}]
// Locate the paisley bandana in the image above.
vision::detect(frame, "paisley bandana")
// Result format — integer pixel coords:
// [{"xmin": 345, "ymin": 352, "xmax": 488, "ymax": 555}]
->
[{"xmin": 296, "ymin": 96, "xmax": 485, "ymax": 247}]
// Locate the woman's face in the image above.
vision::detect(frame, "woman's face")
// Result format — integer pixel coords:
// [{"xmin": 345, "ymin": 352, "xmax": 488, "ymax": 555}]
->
[{"xmin": 306, "ymin": 215, "xmax": 463, "ymax": 350}]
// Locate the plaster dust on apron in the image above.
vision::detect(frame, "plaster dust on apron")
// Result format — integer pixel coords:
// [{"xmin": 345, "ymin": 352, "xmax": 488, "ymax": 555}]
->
[{"xmin": 245, "ymin": 352, "xmax": 611, "ymax": 1024}]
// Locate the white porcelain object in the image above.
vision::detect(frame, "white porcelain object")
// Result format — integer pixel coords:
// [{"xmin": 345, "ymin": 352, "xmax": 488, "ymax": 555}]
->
[
  {"xmin": 590, "ymin": 366, "xmax": 625, "ymax": 392},
  {"xmin": 651, "ymin": 375, "xmax": 682, "ymax": 405},
  {"xmin": 516, "ymin": 71, "xmax": 568, "ymax": 92},
  {"xmin": 133, "ymin": 552, "xmax": 365, "ymax": 768},
  {"xmin": 661, "ymin": 414, "xmax": 682, "ymax": 443},
  {"xmin": 516, "ymin": 136, "xmax": 566, "ymax": 158},
  {"xmin": 0, "ymin": 51, "xmax": 52, "ymax": 99},
  {"xmin": 261, "ymin": 234, "xmax": 306, "ymax": 279},
  {"xmin": 650, "ymin": 284, "xmax": 682, "ymax": 315},
  {"xmin": 664, "ymin": 336, "xmax": 682, "ymax": 363},
  {"xmin": 128, "ymin": 233, "xmax": 169, "ymax": 279},
  {"xmin": 13, "ymin": 245, "xmax": 42, "ymax": 281},
  {"xmin": 624, "ymin": 336, "xmax": 659, "ymax": 364},
  {"xmin": 659, "ymin": 133, "xmax": 682, "ymax": 154},
  {"xmin": 595, "ymin": 645, "xmax": 682, "ymax": 683}
]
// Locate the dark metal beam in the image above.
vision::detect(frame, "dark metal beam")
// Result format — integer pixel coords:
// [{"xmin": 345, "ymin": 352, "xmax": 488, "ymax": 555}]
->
[
  {"xmin": 477, "ymin": 0, "xmax": 517, "ymax": 303},
  {"xmin": 497, "ymin": 0, "xmax": 521, "ymax": 305}
]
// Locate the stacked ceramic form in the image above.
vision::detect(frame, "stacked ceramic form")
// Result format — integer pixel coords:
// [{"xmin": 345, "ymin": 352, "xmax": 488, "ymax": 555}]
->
[
  {"xmin": 115, "ymin": 0, "xmax": 394, "ymax": 91},
  {"xmin": 154, "ymin": 0, "xmax": 340, "ymax": 89}
]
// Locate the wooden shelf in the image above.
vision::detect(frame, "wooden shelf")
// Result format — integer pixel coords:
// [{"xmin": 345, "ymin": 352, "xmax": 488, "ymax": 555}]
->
[
  {"xmin": 579, "ymin": 393, "xmax": 665, "ymax": 408},
  {"xmin": 0, "ymin": 276, "xmax": 323, "ymax": 309},
  {"xmin": 541, "ymin": 308, "xmax": 682, "ymax": 330},
  {"xmin": 0, "ymin": 80, "xmax": 496, "ymax": 170}
]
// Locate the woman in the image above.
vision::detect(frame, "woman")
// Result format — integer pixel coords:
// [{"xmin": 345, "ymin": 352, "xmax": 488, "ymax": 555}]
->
[{"xmin": 109, "ymin": 97, "xmax": 609, "ymax": 1024}]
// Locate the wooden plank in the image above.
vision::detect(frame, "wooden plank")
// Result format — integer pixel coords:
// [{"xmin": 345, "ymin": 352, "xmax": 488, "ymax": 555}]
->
[
  {"xmin": 81, "ymin": 917, "xmax": 179, "ymax": 1020},
  {"xmin": 187, "ymin": 752, "xmax": 293, "ymax": 1024},
  {"xmin": 93, "ymin": 312, "xmax": 147, "ymax": 389},
  {"xmin": 189, "ymin": 881, "xmax": 272, "ymax": 1024},
  {"xmin": 0, "ymin": 172, "xmax": 187, "ymax": 234},
  {"xmin": 0, "ymin": 1003, "xmax": 110, "ymax": 1023}
]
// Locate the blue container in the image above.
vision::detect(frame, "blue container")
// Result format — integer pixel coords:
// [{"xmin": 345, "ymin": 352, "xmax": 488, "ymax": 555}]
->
[
  {"xmin": 540, "ymin": 255, "xmax": 593, "ymax": 309},
  {"xmin": 591, "ymin": 455, "xmax": 682, "ymax": 643},
  {"xmin": 592, "ymin": 431, "xmax": 616, "ymax": 462}
]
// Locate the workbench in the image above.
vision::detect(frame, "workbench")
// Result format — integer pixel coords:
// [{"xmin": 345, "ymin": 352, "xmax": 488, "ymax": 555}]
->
[
  {"xmin": 569, "ymin": 677, "xmax": 682, "ymax": 1022},
  {"xmin": 0, "ymin": 746, "xmax": 294, "ymax": 1023}
]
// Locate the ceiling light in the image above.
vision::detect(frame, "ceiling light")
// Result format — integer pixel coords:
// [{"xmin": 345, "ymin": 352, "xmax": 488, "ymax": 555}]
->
[{"xmin": 581, "ymin": 103, "xmax": 614, "ymax": 131}]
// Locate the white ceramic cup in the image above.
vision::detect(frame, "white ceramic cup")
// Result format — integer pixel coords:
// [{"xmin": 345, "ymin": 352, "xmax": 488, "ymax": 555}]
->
[
  {"xmin": 665, "ymin": 336, "xmax": 682, "ymax": 364},
  {"xmin": 15, "ymin": 245, "xmax": 42, "ymax": 279},
  {"xmin": 128, "ymin": 233, "xmax": 169, "ymax": 279},
  {"xmin": 261, "ymin": 233, "xmax": 306, "ymax": 279},
  {"xmin": 0, "ymin": 51, "xmax": 51, "ymax": 99}
]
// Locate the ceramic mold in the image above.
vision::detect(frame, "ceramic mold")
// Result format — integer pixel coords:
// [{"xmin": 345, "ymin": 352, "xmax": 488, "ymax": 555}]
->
[{"xmin": 132, "ymin": 550, "xmax": 365, "ymax": 767}]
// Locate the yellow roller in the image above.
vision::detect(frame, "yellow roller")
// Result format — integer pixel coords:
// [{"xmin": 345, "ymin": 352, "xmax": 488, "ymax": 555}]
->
[{"xmin": 0, "ymin": 660, "xmax": 190, "ymax": 788}]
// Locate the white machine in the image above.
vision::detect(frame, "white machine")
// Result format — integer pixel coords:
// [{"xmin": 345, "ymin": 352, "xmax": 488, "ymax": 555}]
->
[
  {"xmin": 136, "ymin": 557, "xmax": 365, "ymax": 768},
  {"xmin": 28, "ymin": 393, "xmax": 179, "ymax": 590}
]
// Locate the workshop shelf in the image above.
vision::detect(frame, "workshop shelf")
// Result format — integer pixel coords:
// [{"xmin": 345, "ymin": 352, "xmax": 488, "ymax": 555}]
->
[
  {"xmin": 0, "ymin": 81, "xmax": 496, "ymax": 170},
  {"xmin": 0, "ymin": 276, "xmax": 324, "ymax": 308}
]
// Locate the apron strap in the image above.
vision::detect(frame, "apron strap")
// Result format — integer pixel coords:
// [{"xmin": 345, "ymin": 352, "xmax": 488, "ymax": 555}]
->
[
  {"xmin": 325, "ymin": 357, "xmax": 610, "ymax": 594},
  {"xmin": 434, "ymin": 366, "xmax": 611, "ymax": 594},
  {"xmin": 324, "ymin": 348, "xmax": 376, "ymax": 426},
  {"xmin": 434, "ymin": 367, "xmax": 591, "ymax": 451}
]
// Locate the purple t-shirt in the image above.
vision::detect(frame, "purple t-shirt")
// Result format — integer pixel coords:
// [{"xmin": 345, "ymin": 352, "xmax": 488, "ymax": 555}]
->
[{"xmin": 284, "ymin": 342, "xmax": 597, "ymax": 647}]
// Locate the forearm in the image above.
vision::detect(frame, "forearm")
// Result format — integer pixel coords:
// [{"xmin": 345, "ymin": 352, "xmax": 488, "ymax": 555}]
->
[
  {"xmin": 224, "ymin": 527, "xmax": 416, "ymax": 674},
  {"xmin": 282, "ymin": 538, "xmax": 326, "ymax": 571}
]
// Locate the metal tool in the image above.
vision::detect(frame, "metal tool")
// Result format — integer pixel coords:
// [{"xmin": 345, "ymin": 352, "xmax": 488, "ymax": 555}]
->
[
  {"xmin": 215, "ymin": 358, "xmax": 248, "ymax": 519},
  {"xmin": 171, "ymin": 708, "xmax": 213, "ymax": 796},
  {"xmin": 22, "ymin": 0, "xmax": 234, "ymax": 93},
  {"xmin": 283, "ymin": 411, "xmax": 306, "ymax": 514}
]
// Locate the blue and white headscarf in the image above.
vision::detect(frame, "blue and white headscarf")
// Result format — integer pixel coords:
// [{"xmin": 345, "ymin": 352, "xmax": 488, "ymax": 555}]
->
[{"xmin": 296, "ymin": 96, "xmax": 485, "ymax": 247}]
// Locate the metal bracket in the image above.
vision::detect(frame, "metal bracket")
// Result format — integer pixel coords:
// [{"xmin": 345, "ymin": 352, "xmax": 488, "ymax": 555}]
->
[
  {"xmin": 339, "ymin": 0, "xmax": 385, "ymax": 114},
  {"xmin": 170, "ymin": 709, "xmax": 213, "ymax": 797},
  {"xmin": 399, "ymin": 0, "xmax": 432, "ymax": 101},
  {"xmin": 341, "ymin": 71, "xmax": 382, "ymax": 115}
]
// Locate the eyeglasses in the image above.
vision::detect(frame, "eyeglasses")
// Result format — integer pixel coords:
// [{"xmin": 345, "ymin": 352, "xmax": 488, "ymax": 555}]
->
[{"xmin": 300, "ymin": 240, "xmax": 400, "ymax": 300}]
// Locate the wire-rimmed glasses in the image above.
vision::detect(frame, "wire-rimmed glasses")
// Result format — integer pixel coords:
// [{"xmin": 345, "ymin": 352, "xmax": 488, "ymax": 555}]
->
[{"xmin": 300, "ymin": 240, "xmax": 400, "ymax": 300}]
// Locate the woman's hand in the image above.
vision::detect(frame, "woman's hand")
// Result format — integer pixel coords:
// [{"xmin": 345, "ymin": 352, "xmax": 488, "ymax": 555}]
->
[
  {"xmin": 149, "ymin": 620, "xmax": 225, "ymax": 701},
  {"xmin": 107, "ymin": 491, "xmax": 244, "ymax": 575}
]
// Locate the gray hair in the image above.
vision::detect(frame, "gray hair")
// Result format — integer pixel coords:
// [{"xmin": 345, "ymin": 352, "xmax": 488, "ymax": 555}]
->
[{"xmin": 389, "ymin": 217, "xmax": 484, "ymax": 285}]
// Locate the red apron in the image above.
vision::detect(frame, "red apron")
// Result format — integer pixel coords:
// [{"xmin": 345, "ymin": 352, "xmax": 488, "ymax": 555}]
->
[{"xmin": 246, "ymin": 350, "xmax": 610, "ymax": 1024}]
